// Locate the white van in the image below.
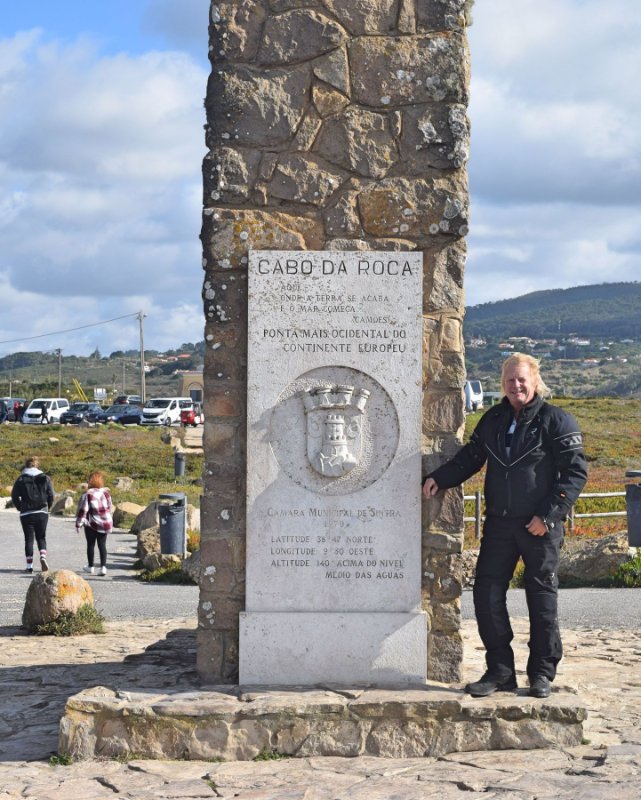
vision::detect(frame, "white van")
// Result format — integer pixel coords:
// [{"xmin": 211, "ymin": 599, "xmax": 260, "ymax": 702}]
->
[
  {"xmin": 464, "ymin": 380, "xmax": 484, "ymax": 413},
  {"xmin": 140, "ymin": 397, "xmax": 193, "ymax": 426},
  {"xmin": 22, "ymin": 397, "xmax": 70, "ymax": 424}
]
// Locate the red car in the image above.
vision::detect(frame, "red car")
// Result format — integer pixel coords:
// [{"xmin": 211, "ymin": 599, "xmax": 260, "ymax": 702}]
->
[{"xmin": 180, "ymin": 402, "xmax": 204, "ymax": 427}]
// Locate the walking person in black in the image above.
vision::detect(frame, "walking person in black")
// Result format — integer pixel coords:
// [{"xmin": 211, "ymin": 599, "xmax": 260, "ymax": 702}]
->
[
  {"xmin": 40, "ymin": 403, "xmax": 49, "ymax": 424},
  {"xmin": 423, "ymin": 354, "xmax": 588, "ymax": 698},
  {"xmin": 11, "ymin": 456, "xmax": 55, "ymax": 573}
]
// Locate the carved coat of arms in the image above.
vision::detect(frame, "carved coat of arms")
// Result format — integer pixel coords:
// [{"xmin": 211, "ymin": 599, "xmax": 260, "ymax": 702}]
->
[{"xmin": 299, "ymin": 385, "xmax": 370, "ymax": 477}]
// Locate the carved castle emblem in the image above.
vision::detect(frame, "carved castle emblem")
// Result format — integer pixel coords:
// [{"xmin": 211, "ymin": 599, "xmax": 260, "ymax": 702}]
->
[{"xmin": 299, "ymin": 385, "xmax": 370, "ymax": 477}]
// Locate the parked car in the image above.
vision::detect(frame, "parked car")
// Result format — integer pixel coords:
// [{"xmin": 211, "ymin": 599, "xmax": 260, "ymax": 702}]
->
[
  {"xmin": 22, "ymin": 398, "xmax": 70, "ymax": 424},
  {"xmin": 0, "ymin": 397, "xmax": 28, "ymax": 422},
  {"xmin": 95, "ymin": 404, "xmax": 143, "ymax": 425},
  {"xmin": 0, "ymin": 399, "xmax": 7, "ymax": 424},
  {"xmin": 117, "ymin": 405, "xmax": 144, "ymax": 425},
  {"xmin": 60, "ymin": 402, "xmax": 104, "ymax": 424},
  {"xmin": 114, "ymin": 395, "xmax": 142, "ymax": 405},
  {"xmin": 180, "ymin": 401, "xmax": 204, "ymax": 427},
  {"xmin": 141, "ymin": 397, "xmax": 192, "ymax": 426},
  {"xmin": 464, "ymin": 380, "xmax": 484, "ymax": 413}
]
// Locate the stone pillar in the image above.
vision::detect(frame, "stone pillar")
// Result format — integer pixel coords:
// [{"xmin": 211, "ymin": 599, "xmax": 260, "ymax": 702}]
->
[{"xmin": 199, "ymin": 0, "xmax": 472, "ymax": 683}]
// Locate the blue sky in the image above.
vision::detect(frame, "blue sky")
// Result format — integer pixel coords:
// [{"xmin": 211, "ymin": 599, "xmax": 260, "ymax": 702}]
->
[
  {"xmin": 0, "ymin": 0, "xmax": 208, "ymax": 59},
  {"xmin": 1, "ymin": 0, "xmax": 640, "ymax": 357}
]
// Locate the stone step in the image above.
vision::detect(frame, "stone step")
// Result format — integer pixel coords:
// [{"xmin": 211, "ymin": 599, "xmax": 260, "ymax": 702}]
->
[{"xmin": 60, "ymin": 685, "xmax": 586, "ymax": 761}]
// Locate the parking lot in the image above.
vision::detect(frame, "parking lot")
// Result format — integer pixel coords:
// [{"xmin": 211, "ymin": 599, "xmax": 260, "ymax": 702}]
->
[{"xmin": 0, "ymin": 396, "xmax": 204, "ymax": 427}]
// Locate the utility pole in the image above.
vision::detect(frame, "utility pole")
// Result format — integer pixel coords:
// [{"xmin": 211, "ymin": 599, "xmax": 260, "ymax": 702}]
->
[
  {"xmin": 122, "ymin": 359, "xmax": 126, "ymax": 394},
  {"xmin": 56, "ymin": 349, "xmax": 62, "ymax": 396},
  {"xmin": 138, "ymin": 311, "xmax": 146, "ymax": 403}
]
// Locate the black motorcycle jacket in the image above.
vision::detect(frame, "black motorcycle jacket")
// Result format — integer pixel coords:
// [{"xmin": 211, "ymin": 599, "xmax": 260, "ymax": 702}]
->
[{"xmin": 427, "ymin": 395, "xmax": 588, "ymax": 525}]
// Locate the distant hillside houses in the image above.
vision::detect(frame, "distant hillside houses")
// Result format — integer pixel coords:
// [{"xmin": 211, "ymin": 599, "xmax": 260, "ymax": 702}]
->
[
  {"xmin": 461, "ymin": 283, "xmax": 641, "ymax": 397},
  {"xmin": 567, "ymin": 336, "xmax": 590, "ymax": 346},
  {"xmin": 465, "ymin": 332, "xmax": 640, "ymax": 362}
]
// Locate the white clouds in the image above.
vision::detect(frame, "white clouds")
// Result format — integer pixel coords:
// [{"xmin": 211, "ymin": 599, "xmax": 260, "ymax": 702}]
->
[
  {"xmin": 1, "ymin": 40, "xmax": 204, "ymax": 179},
  {"xmin": 469, "ymin": 0, "xmax": 641, "ymax": 104},
  {"xmin": 0, "ymin": 28, "xmax": 206, "ymax": 356},
  {"xmin": 466, "ymin": 0, "xmax": 641, "ymax": 305},
  {"xmin": 466, "ymin": 201, "xmax": 641, "ymax": 305}
]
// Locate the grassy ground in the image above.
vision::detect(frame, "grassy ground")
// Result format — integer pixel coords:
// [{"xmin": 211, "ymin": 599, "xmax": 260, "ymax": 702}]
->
[
  {"xmin": 463, "ymin": 397, "xmax": 641, "ymax": 543},
  {"xmin": 0, "ymin": 424, "xmax": 203, "ymax": 509}
]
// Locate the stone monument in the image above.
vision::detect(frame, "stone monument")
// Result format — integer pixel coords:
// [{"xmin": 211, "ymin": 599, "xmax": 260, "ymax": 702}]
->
[
  {"xmin": 199, "ymin": 0, "xmax": 471, "ymax": 684},
  {"xmin": 51, "ymin": 2, "xmax": 587, "ymax": 764},
  {"xmin": 241, "ymin": 249, "xmax": 424, "ymax": 683}
]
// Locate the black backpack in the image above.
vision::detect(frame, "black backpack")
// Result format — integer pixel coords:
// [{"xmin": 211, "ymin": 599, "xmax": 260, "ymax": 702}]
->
[{"xmin": 18, "ymin": 474, "xmax": 50, "ymax": 512}]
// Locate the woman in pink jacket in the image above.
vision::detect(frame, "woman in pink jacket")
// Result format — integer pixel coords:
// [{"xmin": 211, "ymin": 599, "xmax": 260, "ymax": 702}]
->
[{"xmin": 75, "ymin": 471, "xmax": 113, "ymax": 576}]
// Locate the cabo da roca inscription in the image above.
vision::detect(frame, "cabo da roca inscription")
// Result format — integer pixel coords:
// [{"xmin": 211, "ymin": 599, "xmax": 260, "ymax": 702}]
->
[{"xmin": 240, "ymin": 250, "xmax": 426, "ymax": 685}]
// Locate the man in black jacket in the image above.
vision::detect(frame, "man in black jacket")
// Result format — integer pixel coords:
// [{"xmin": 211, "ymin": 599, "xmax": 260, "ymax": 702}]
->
[{"xmin": 423, "ymin": 354, "xmax": 587, "ymax": 698}]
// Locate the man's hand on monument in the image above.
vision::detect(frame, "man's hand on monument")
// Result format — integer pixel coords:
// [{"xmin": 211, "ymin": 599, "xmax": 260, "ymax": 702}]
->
[
  {"xmin": 526, "ymin": 516, "xmax": 548, "ymax": 537},
  {"xmin": 422, "ymin": 478, "xmax": 440, "ymax": 498}
]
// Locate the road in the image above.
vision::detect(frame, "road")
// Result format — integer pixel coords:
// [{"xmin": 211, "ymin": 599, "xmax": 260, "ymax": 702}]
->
[
  {"xmin": 0, "ymin": 511, "xmax": 199, "ymax": 628},
  {"xmin": 2, "ymin": 509, "xmax": 640, "ymax": 629},
  {"xmin": 461, "ymin": 585, "xmax": 641, "ymax": 629}
]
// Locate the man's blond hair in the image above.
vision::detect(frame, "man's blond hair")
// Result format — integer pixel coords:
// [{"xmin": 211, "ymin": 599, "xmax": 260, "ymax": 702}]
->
[{"xmin": 501, "ymin": 353, "xmax": 551, "ymax": 398}]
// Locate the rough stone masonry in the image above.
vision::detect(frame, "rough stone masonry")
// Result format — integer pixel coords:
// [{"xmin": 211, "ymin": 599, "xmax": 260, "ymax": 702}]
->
[{"xmin": 200, "ymin": 0, "xmax": 474, "ymax": 683}]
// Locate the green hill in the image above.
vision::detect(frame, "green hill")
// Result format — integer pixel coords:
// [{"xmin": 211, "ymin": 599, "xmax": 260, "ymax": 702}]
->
[
  {"xmin": 463, "ymin": 282, "xmax": 641, "ymax": 398},
  {"xmin": 465, "ymin": 282, "xmax": 641, "ymax": 340}
]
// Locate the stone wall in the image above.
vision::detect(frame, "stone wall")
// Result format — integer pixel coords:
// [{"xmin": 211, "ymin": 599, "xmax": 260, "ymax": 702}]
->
[{"xmin": 199, "ymin": 0, "xmax": 472, "ymax": 683}]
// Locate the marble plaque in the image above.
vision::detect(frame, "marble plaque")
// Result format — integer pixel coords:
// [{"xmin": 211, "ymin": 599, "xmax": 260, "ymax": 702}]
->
[{"xmin": 241, "ymin": 250, "xmax": 426, "ymax": 685}]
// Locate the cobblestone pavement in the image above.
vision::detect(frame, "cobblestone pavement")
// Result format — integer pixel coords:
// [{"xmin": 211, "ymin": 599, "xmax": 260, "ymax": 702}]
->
[{"xmin": 1, "ymin": 617, "xmax": 641, "ymax": 798}]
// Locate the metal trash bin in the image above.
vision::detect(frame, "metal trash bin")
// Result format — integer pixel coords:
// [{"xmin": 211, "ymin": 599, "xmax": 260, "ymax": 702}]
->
[
  {"xmin": 174, "ymin": 451, "xmax": 186, "ymax": 479},
  {"xmin": 625, "ymin": 471, "xmax": 641, "ymax": 547},
  {"xmin": 158, "ymin": 492, "xmax": 186, "ymax": 555}
]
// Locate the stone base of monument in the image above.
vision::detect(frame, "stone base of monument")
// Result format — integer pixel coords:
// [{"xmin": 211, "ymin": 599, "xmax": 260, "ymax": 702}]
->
[
  {"xmin": 59, "ymin": 685, "xmax": 586, "ymax": 761},
  {"xmin": 239, "ymin": 611, "xmax": 428, "ymax": 684}
]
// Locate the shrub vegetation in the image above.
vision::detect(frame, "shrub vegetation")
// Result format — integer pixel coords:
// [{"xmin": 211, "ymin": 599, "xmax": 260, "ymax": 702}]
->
[
  {"xmin": 0, "ymin": 424, "xmax": 203, "ymax": 509},
  {"xmin": 35, "ymin": 604, "xmax": 105, "ymax": 636}
]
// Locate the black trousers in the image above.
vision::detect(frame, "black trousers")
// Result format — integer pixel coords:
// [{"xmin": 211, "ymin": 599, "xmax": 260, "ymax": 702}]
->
[
  {"xmin": 84, "ymin": 526, "xmax": 108, "ymax": 568},
  {"xmin": 20, "ymin": 513, "xmax": 48, "ymax": 559},
  {"xmin": 473, "ymin": 515, "xmax": 563, "ymax": 681}
]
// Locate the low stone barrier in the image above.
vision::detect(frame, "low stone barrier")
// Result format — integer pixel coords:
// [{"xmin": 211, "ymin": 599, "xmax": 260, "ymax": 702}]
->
[{"xmin": 60, "ymin": 685, "xmax": 586, "ymax": 761}]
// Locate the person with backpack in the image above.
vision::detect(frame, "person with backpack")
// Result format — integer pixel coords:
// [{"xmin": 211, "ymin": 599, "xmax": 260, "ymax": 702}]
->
[
  {"xmin": 75, "ymin": 471, "xmax": 113, "ymax": 576},
  {"xmin": 11, "ymin": 456, "xmax": 55, "ymax": 573}
]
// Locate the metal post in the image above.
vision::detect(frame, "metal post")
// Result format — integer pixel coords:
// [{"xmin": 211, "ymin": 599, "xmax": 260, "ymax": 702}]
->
[
  {"xmin": 138, "ymin": 310, "xmax": 146, "ymax": 403},
  {"xmin": 625, "ymin": 471, "xmax": 641, "ymax": 547},
  {"xmin": 475, "ymin": 491, "xmax": 482, "ymax": 539},
  {"xmin": 568, "ymin": 506, "xmax": 575, "ymax": 534},
  {"xmin": 56, "ymin": 349, "xmax": 62, "ymax": 396}
]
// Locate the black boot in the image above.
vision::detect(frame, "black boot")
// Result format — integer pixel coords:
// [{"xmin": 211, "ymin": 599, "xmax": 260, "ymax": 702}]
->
[
  {"xmin": 528, "ymin": 675, "xmax": 551, "ymax": 698},
  {"xmin": 464, "ymin": 671, "xmax": 517, "ymax": 697}
]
